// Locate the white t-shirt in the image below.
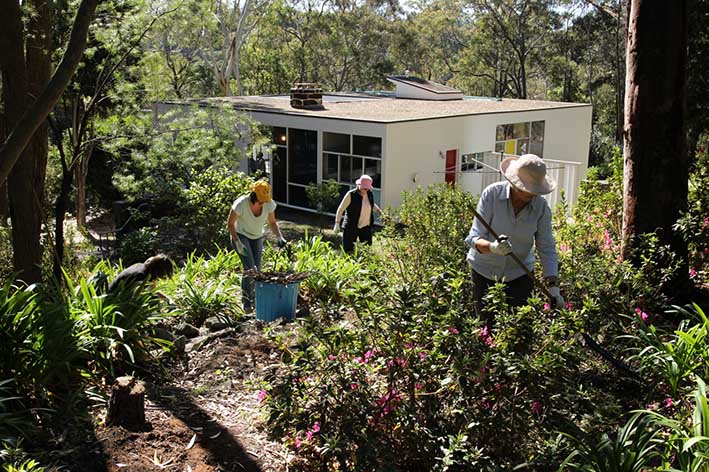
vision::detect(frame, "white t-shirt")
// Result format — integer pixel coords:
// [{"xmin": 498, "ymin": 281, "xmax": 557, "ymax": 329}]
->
[{"xmin": 231, "ymin": 195, "xmax": 277, "ymax": 239}]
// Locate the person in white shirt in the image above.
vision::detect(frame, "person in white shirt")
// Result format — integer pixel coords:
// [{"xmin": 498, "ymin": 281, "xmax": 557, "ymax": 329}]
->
[
  {"xmin": 333, "ymin": 174, "xmax": 382, "ymax": 253},
  {"xmin": 465, "ymin": 154, "xmax": 564, "ymax": 326},
  {"xmin": 227, "ymin": 180, "xmax": 287, "ymax": 312}
]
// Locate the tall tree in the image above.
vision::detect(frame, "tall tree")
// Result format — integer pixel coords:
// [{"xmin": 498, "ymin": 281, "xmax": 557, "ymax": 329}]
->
[
  {"xmin": 0, "ymin": 0, "xmax": 98, "ymax": 283},
  {"xmin": 622, "ymin": 0, "xmax": 689, "ymax": 295}
]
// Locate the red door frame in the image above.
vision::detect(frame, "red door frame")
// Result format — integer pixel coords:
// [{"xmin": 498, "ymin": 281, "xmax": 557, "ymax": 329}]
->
[{"xmin": 444, "ymin": 149, "xmax": 457, "ymax": 184}]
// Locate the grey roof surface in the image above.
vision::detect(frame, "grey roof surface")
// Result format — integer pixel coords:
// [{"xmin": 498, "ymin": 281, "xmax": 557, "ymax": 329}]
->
[{"xmin": 194, "ymin": 94, "xmax": 590, "ymax": 123}]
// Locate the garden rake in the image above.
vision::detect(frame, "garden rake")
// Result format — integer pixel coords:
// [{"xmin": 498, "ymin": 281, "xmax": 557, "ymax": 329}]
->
[{"xmin": 471, "ymin": 207, "xmax": 638, "ymax": 378}]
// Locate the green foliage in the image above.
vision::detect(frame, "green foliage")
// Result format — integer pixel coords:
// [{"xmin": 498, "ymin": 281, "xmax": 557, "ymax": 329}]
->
[
  {"xmin": 560, "ymin": 412, "xmax": 662, "ymax": 472},
  {"xmin": 117, "ymin": 227, "xmax": 160, "ymax": 265},
  {"xmin": 171, "ymin": 252, "xmax": 241, "ymax": 327},
  {"xmin": 181, "ymin": 168, "xmax": 254, "ymax": 247},
  {"xmin": 389, "ymin": 183, "xmax": 477, "ymax": 272},
  {"xmin": 306, "ymin": 179, "xmax": 341, "ymax": 214},
  {"xmin": 65, "ymin": 271, "xmax": 175, "ymax": 380}
]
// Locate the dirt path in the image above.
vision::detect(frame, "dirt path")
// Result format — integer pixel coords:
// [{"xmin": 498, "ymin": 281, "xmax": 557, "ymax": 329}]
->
[{"xmin": 90, "ymin": 321, "xmax": 292, "ymax": 472}]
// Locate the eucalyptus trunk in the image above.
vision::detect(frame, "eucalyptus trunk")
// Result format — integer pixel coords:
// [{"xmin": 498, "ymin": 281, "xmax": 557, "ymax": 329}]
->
[{"xmin": 622, "ymin": 0, "xmax": 689, "ymax": 296}]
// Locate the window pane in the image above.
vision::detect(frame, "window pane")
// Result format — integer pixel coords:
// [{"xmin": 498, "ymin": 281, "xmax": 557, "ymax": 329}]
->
[
  {"xmin": 495, "ymin": 142, "xmax": 505, "ymax": 153},
  {"xmin": 353, "ymin": 135, "xmax": 382, "ymax": 157},
  {"xmin": 530, "ymin": 142, "xmax": 544, "ymax": 157},
  {"xmin": 288, "ymin": 185, "xmax": 309, "ymax": 208},
  {"xmin": 516, "ymin": 139, "xmax": 530, "ymax": 155},
  {"xmin": 272, "ymin": 127, "xmax": 287, "ymax": 145},
  {"xmin": 351, "ymin": 156, "xmax": 363, "ymax": 182},
  {"xmin": 288, "ymin": 128, "xmax": 317, "ymax": 185},
  {"xmin": 532, "ymin": 121, "xmax": 545, "ymax": 141},
  {"xmin": 496, "ymin": 125, "xmax": 505, "ymax": 141},
  {"xmin": 272, "ymin": 146, "xmax": 287, "ymax": 202},
  {"xmin": 504, "ymin": 124, "xmax": 514, "ymax": 139},
  {"xmin": 512, "ymin": 122, "xmax": 530, "ymax": 139},
  {"xmin": 324, "ymin": 153, "xmax": 338, "ymax": 180},
  {"xmin": 340, "ymin": 155, "xmax": 352, "ymax": 184},
  {"xmin": 364, "ymin": 159, "xmax": 382, "ymax": 187},
  {"xmin": 323, "ymin": 132, "xmax": 350, "ymax": 154}
]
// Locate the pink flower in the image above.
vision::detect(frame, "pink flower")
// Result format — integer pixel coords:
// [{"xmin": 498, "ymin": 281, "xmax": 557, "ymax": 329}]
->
[
  {"xmin": 665, "ymin": 397, "xmax": 674, "ymax": 408},
  {"xmin": 587, "ymin": 216, "xmax": 593, "ymax": 222},
  {"xmin": 418, "ymin": 351, "xmax": 428, "ymax": 361},
  {"xmin": 448, "ymin": 327, "xmax": 459, "ymax": 334},
  {"xmin": 484, "ymin": 336, "xmax": 494, "ymax": 346},
  {"xmin": 328, "ymin": 354, "xmax": 336, "ymax": 361},
  {"xmin": 350, "ymin": 382, "xmax": 358, "ymax": 390},
  {"xmin": 647, "ymin": 402, "xmax": 658, "ymax": 411},
  {"xmin": 702, "ymin": 216, "xmax": 709, "ymax": 229},
  {"xmin": 364, "ymin": 350, "xmax": 376, "ymax": 362},
  {"xmin": 565, "ymin": 301, "xmax": 573, "ymax": 310},
  {"xmin": 690, "ymin": 267, "xmax": 698, "ymax": 278},
  {"xmin": 531, "ymin": 401, "xmax": 542, "ymax": 415},
  {"xmin": 294, "ymin": 436, "xmax": 301, "ymax": 449},
  {"xmin": 635, "ymin": 307, "xmax": 649, "ymax": 322},
  {"xmin": 601, "ymin": 229, "xmax": 613, "ymax": 251},
  {"xmin": 415, "ymin": 382, "xmax": 424, "ymax": 390},
  {"xmin": 305, "ymin": 430, "xmax": 314, "ymax": 441},
  {"xmin": 479, "ymin": 325, "xmax": 489, "ymax": 338},
  {"xmin": 257, "ymin": 389, "xmax": 268, "ymax": 403},
  {"xmin": 481, "ymin": 398, "xmax": 493, "ymax": 410},
  {"xmin": 543, "ymin": 303, "xmax": 551, "ymax": 311}
]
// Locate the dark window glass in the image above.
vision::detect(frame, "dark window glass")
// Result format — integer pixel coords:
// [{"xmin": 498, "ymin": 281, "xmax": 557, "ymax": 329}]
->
[
  {"xmin": 288, "ymin": 185, "xmax": 309, "ymax": 208},
  {"xmin": 530, "ymin": 142, "xmax": 544, "ymax": 156},
  {"xmin": 351, "ymin": 156, "xmax": 363, "ymax": 182},
  {"xmin": 323, "ymin": 132, "xmax": 350, "ymax": 154},
  {"xmin": 272, "ymin": 147, "xmax": 287, "ymax": 202},
  {"xmin": 324, "ymin": 153, "xmax": 338, "ymax": 180},
  {"xmin": 364, "ymin": 159, "xmax": 381, "ymax": 187},
  {"xmin": 353, "ymin": 135, "xmax": 382, "ymax": 157},
  {"xmin": 288, "ymin": 128, "xmax": 317, "ymax": 185},
  {"xmin": 272, "ymin": 127, "xmax": 287, "ymax": 145},
  {"xmin": 495, "ymin": 142, "xmax": 505, "ymax": 153},
  {"xmin": 340, "ymin": 155, "xmax": 352, "ymax": 184}
]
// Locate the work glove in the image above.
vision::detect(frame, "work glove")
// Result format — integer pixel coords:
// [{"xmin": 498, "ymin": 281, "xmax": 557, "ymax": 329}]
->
[
  {"xmin": 234, "ymin": 238, "xmax": 247, "ymax": 256},
  {"xmin": 333, "ymin": 222, "xmax": 342, "ymax": 234},
  {"xmin": 488, "ymin": 235, "xmax": 513, "ymax": 256},
  {"xmin": 549, "ymin": 286, "xmax": 565, "ymax": 309},
  {"xmin": 277, "ymin": 237, "xmax": 288, "ymax": 249}
]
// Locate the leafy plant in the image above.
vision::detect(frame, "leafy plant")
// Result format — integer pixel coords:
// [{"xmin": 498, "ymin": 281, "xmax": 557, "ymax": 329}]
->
[{"xmin": 559, "ymin": 412, "xmax": 662, "ymax": 472}]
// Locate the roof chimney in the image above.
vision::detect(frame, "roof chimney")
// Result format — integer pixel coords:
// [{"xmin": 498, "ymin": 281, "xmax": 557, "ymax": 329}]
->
[{"xmin": 290, "ymin": 83, "xmax": 324, "ymax": 110}]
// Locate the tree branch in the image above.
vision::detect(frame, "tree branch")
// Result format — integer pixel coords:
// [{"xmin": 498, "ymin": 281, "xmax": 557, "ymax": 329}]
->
[{"xmin": 0, "ymin": 0, "xmax": 99, "ymax": 183}]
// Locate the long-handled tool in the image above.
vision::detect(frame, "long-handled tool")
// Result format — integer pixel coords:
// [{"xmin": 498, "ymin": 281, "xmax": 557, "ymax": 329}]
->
[{"xmin": 471, "ymin": 207, "xmax": 638, "ymax": 378}]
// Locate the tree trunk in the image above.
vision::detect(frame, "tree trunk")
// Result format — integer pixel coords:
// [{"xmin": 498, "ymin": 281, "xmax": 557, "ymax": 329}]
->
[
  {"xmin": 53, "ymin": 163, "xmax": 73, "ymax": 282},
  {"xmin": 0, "ymin": 0, "xmax": 98, "ymax": 183},
  {"xmin": 75, "ymin": 149, "xmax": 90, "ymax": 228},
  {"xmin": 105, "ymin": 376, "xmax": 146, "ymax": 430},
  {"xmin": 622, "ymin": 0, "xmax": 689, "ymax": 296}
]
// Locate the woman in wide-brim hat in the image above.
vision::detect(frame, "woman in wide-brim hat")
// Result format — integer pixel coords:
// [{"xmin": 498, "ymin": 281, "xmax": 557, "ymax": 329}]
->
[{"xmin": 464, "ymin": 154, "xmax": 565, "ymax": 326}]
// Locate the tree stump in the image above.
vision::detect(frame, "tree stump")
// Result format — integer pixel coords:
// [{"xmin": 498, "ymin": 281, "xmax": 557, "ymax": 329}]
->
[{"xmin": 105, "ymin": 376, "xmax": 146, "ymax": 430}]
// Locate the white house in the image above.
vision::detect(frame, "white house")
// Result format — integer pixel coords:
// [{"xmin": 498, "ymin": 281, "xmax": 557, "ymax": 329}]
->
[{"xmin": 158, "ymin": 76, "xmax": 592, "ymax": 212}]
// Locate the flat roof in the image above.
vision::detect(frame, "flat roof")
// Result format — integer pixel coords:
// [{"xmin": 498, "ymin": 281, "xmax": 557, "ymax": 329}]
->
[{"xmin": 176, "ymin": 94, "xmax": 591, "ymax": 124}]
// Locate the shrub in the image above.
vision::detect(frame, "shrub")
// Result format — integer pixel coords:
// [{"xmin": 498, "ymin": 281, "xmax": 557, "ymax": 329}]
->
[{"xmin": 388, "ymin": 183, "xmax": 477, "ymax": 272}]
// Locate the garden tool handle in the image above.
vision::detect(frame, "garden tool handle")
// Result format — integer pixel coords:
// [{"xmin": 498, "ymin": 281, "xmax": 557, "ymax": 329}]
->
[{"xmin": 471, "ymin": 207, "xmax": 553, "ymax": 301}]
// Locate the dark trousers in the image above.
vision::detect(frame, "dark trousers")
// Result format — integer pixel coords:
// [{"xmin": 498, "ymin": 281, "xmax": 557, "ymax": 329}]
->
[
  {"xmin": 472, "ymin": 270, "xmax": 534, "ymax": 326},
  {"xmin": 342, "ymin": 225, "xmax": 373, "ymax": 253}
]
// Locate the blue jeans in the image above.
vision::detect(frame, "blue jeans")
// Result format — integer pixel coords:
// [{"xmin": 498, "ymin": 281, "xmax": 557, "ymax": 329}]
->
[{"xmin": 233, "ymin": 234, "xmax": 264, "ymax": 309}]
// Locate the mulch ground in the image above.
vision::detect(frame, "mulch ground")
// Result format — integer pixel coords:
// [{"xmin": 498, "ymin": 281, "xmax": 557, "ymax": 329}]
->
[{"xmin": 60, "ymin": 320, "xmax": 295, "ymax": 472}]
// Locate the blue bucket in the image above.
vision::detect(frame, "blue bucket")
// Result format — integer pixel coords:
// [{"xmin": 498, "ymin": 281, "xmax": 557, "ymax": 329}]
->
[{"xmin": 254, "ymin": 281, "xmax": 300, "ymax": 322}]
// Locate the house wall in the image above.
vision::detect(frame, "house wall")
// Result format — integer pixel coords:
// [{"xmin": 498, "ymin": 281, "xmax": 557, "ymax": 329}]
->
[{"xmin": 384, "ymin": 104, "xmax": 592, "ymax": 208}]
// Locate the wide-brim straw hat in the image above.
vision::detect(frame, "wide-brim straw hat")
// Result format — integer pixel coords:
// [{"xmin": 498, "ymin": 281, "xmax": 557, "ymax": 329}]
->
[{"xmin": 500, "ymin": 154, "xmax": 556, "ymax": 196}]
